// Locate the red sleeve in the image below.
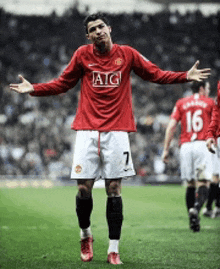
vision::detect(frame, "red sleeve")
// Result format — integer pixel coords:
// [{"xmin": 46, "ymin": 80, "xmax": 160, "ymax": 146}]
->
[
  {"xmin": 130, "ymin": 47, "xmax": 188, "ymax": 84},
  {"xmin": 30, "ymin": 48, "xmax": 83, "ymax": 96},
  {"xmin": 207, "ymin": 81, "xmax": 220, "ymax": 139},
  {"xmin": 206, "ymin": 103, "xmax": 219, "ymax": 139}
]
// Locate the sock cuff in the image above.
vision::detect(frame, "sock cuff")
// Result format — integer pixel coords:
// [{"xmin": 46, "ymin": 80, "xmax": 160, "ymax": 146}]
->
[{"xmin": 107, "ymin": 195, "xmax": 122, "ymax": 199}]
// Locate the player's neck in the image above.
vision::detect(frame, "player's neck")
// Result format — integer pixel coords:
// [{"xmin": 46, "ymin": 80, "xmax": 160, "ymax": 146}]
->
[{"xmin": 94, "ymin": 41, "xmax": 113, "ymax": 55}]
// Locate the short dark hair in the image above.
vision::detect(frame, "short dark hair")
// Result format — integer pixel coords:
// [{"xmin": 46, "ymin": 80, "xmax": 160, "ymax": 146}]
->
[
  {"xmin": 191, "ymin": 81, "xmax": 206, "ymax": 93},
  {"xmin": 84, "ymin": 12, "xmax": 110, "ymax": 34}
]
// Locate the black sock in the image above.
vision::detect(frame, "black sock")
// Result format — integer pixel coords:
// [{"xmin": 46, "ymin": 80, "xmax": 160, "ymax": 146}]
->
[
  {"xmin": 106, "ymin": 196, "xmax": 123, "ymax": 240},
  {"xmin": 186, "ymin": 187, "xmax": 196, "ymax": 212},
  {"xmin": 206, "ymin": 183, "xmax": 218, "ymax": 210},
  {"xmin": 76, "ymin": 195, "xmax": 93, "ymax": 229},
  {"xmin": 216, "ymin": 184, "xmax": 220, "ymax": 208},
  {"xmin": 195, "ymin": 186, "xmax": 209, "ymax": 213}
]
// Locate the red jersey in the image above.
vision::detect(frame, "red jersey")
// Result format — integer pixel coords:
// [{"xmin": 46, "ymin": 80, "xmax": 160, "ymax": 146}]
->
[
  {"xmin": 30, "ymin": 44, "xmax": 188, "ymax": 132},
  {"xmin": 207, "ymin": 81, "xmax": 220, "ymax": 139},
  {"xmin": 171, "ymin": 93, "xmax": 214, "ymax": 144}
]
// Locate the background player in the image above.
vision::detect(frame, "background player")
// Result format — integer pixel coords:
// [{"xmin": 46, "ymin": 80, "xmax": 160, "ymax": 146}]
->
[
  {"xmin": 162, "ymin": 81, "xmax": 214, "ymax": 232},
  {"xmin": 199, "ymin": 81, "xmax": 220, "ymax": 219},
  {"xmin": 9, "ymin": 13, "xmax": 211, "ymax": 264},
  {"xmin": 206, "ymin": 81, "xmax": 220, "ymax": 218},
  {"xmin": 203, "ymin": 152, "xmax": 220, "ymax": 218}
]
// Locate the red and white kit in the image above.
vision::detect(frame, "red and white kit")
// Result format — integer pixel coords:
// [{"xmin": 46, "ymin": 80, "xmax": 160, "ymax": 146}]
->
[
  {"xmin": 171, "ymin": 93, "xmax": 215, "ymax": 181},
  {"xmin": 207, "ymin": 81, "xmax": 220, "ymax": 175},
  {"xmin": 30, "ymin": 44, "xmax": 188, "ymax": 179},
  {"xmin": 31, "ymin": 44, "xmax": 188, "ymax": 132}
]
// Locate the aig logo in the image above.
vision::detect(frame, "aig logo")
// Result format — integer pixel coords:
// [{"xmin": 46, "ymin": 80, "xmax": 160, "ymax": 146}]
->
[{"xmin": 92, "ymin": 71, "xmax": 121, "ymax": 87}]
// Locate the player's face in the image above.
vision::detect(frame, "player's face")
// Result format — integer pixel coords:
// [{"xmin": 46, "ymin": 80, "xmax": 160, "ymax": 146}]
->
[{"xmin": 86, "ymin": 19, "xmax": 112, "ymax": 46}]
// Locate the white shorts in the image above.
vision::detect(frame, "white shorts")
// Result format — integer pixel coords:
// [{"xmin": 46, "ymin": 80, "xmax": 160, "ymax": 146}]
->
[
  {"xmin": 212, "ymin": 137, "xmax": 220, "ymax": 175},
  {"xmin": 71, "ymin": 131, "xmax": 136, "ymax": 179},
  {"xmin": 180, "ymin": 140, "xmax": 212, "ymax": 181}
]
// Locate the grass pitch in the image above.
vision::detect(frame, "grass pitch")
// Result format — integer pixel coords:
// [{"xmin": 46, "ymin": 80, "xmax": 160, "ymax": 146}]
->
[{"xmin": 1, "ymin": 184, "xmax": 219, "ymax": 269}]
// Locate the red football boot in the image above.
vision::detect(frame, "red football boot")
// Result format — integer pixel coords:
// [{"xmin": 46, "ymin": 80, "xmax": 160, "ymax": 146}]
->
[
  {"xmin": 107, "ymin": 252, "xmax": 123, "ymax": 265},
  {"xmin": 80, "ymin": 237, "xmax": 93, "ymax": 262}
]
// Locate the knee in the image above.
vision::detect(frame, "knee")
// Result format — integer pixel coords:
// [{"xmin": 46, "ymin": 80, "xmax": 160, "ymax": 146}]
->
[
  {"xmin": 78, "ymin": 184, "xmax": 92, "ymax": 199},
  {"xmin": 197, "ymin": 180, "xmax": 208, "ymax": 188},
  {"xmin": 106, "ymin": 180, "xmax": 121, "ymax": 197},
  {"xmin": 212, "ymin": 175, "xmax": 219, "ymax": 184},
  {"xmin": 187, "ymin": 179, "xmax": 196, "ymax": 188}
]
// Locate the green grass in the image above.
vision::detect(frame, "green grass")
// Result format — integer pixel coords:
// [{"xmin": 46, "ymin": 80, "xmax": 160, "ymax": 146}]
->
[{"xmin": 0, "ymin": 185, "xmax": 220, "ymax": 269}]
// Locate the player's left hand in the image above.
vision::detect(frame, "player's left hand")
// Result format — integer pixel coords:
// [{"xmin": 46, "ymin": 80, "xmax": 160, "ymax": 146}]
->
[
  {"xmin": 187, "ymin": 60, "xmax": 211, "ymax": 82},
  {"xmin": 161, "ymin": 149, "xmax": 169, "ymax": 164},
  {"xmin": 206, "ymin": 137, "xmax": 216, "ymax": 154}
]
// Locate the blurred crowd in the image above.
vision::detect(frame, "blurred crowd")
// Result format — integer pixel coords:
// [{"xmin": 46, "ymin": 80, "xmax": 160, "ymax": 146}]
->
[{"xmin": 0, "ymin": 7, "xmax": 219, "ymax": 178}]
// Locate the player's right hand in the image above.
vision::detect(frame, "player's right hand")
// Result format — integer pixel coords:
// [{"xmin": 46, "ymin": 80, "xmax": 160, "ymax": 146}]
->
[
  {"xmin": 161, "ymin": 149, "xmax": 169, "ymax": 163},
  {"xmin": 206, "ymin": 138, "xmax": 216, "ymax": 154},
  {"xmin": 9, "ymin": 75, "xmax": 34, "ymax": 94}
]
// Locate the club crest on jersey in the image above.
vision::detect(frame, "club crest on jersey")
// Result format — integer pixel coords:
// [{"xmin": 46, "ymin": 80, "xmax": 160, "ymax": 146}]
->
[
  {"xmin": 75, "ymin": 165, "xmax": 82, "ymax": 174},
  {"xmin": 115, "ymin": 58, "xmax": 123, "ymax": 65},
  {"xmin": 92, "ymin": 71, "xmax": 121, "ymax": 87}
]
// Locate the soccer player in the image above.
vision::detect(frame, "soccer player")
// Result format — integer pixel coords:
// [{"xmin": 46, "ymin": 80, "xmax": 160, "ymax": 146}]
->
[
  {"xmin": 203, "ymin": 154, "xmax": 220, "ymax": 218},
  {"xmin": 205, "ymin": 81, "xmax": 220, "ymax": 218},
  {"xmin": 162, "ymin": 81, "xmax": 214, "ymax": 232},
  {"xmin": 10, "ymin": 13, "xmax": 211, "ymax": 264}
]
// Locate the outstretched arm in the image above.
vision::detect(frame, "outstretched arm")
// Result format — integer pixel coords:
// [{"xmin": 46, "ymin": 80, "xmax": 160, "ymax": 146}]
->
[
  {"xmin": 187, "ymin": 60, "xmax": 211, "ymax": 82},
  {"xmin": 9, "ymin": 75, "xmax": 34, "ymax": 94},
  {"xmin": 131, "ymin": 47, "xmax": 211, "ymax": 84},
  {"xmin": 9, "ymin": 48, "xmax": 84, "ymax": 96},
  {"xmin": 162, "ymin": 118, "xmax": 178, "ymax": 164}
]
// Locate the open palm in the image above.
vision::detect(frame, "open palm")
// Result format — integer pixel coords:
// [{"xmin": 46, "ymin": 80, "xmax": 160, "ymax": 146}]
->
[
  {"xmin": 10, "ymin": 75, "xmax": 34, "ymax": 94},
  {"xmin": 187, "ymin": 61, "xmax": 211, "ymax": 82}
]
